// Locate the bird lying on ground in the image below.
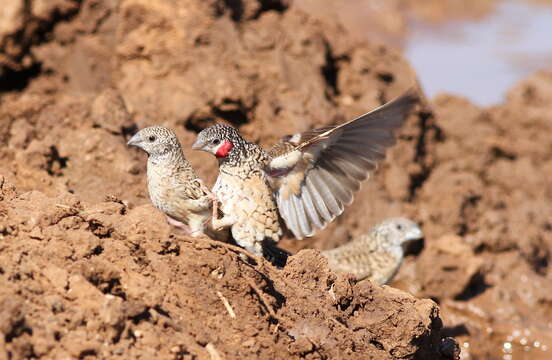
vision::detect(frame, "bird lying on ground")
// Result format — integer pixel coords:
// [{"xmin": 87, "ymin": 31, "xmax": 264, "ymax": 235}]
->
[
  {"xmin": 322, "ymin": 217, "xmax": 423, "ymax": 285},
  {"xmin": 192, "ymin": 89, "xmax": 418, "ymax": 260}
]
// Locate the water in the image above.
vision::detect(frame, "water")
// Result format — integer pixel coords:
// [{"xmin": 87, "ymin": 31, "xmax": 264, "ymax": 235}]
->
[{"xmin": 405, "ymin": 0, "xmax": 552, "ymax": 106}]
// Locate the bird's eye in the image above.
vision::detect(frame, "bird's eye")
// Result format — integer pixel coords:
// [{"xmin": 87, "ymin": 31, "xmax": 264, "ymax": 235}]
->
[
  {"xmin": 396, "ymin": 224, "xmax": 403, "ymax": 230},
  {"xmin": 148, "ymin": 135, "xmax": 156, "ymax": 142},
  {"xmin": 212, "ymin": 138, "xmax": 220, "ymax": 145}
]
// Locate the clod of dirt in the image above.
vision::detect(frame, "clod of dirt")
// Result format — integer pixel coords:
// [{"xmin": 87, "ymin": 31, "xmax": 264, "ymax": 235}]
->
[{"xmin": 416, "ymin": 235, "xmax": 484, "ymax": 300}]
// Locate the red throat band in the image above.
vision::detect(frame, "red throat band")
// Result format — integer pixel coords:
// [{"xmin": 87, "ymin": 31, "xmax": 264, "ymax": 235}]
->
[{"xmin": 215, "ymin": 140, "xmax": 233, "ymax": 158}]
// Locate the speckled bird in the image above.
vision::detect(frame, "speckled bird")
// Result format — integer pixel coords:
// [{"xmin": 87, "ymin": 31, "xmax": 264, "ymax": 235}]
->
[
  {"xmin": 191, "ymin": 90, "xmax": 418, "ymax": 258},
  {"xmin": 128, "ymin": 126, "xmax": 216, "ymax": 238},
  {"xmin": 322, "ymin": 217, "xmax": 423, "ymax": 285}
]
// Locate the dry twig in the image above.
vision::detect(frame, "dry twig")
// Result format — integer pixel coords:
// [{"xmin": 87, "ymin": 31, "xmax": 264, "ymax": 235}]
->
[
  {"xmin": 216, "ymin": 291, "xmax": 236, "ymax": 319},
  {"xmin": 247, "ymin": 279, "xmax": 278, "ymax": 320},
  {"xmin": 205, "ymin": 343, "xmax": 224, "ymax": 360}
]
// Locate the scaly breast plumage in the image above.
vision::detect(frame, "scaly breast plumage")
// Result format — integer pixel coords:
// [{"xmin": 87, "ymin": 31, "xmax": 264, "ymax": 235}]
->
[
  {"xmin": 214, "ymin": 172, "xmax": 281, "ymax": 239},
  {"xmin": 147, "ymin": 164, "xmax": 206, "ymax": 221}
]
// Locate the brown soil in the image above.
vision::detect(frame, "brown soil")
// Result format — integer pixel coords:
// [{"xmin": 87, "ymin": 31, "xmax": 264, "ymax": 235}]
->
[{"xmin": 0, "ymin": 0, "xmax": 550, "ymax": 359}]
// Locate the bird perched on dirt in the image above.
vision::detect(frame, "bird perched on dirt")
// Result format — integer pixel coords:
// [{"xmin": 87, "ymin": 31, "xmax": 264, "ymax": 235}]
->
[
  {"xmin": 128, "ymin": 126, "xmax": 217, "ymax": 238},
  {"xmin": 322, "ymin": 217, "xmax": 423, "ymax": 285},
  {"xmin": 192, "ymin": 90, "xmax": 418, "ymax": 259}
]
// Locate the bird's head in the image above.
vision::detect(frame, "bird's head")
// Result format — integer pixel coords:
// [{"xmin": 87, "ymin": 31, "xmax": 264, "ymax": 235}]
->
[
  {"xmin": 127, "ymin": 126, "xmax": 181, "ymax": 157},
  {"xmin": 192, "ymin": 124, "xmax": 242, "ymax": 159},
  {"xmin": 377, "ymin": 217, "xmax": 424, "ymax": 251}
]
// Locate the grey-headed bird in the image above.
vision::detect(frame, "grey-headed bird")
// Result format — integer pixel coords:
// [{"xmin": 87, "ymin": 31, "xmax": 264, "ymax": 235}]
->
[{"xmin": 128, "ymin": 126, "xmax": 217, "ymax": 238}]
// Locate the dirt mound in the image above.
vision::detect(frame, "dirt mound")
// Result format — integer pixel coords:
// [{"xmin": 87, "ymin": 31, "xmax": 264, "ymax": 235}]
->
[
  {"xmin": 1, "ymin": 0, "xmax": 551, "ymax": 359},
  {"xmin": 0, "ymin": 186, "xmax": 447, "ymax": 359}
]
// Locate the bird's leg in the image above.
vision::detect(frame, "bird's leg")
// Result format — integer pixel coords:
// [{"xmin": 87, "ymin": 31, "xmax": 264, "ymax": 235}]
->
[
  {"xmin": 166, "ymin": 215, "xmax": 191, "ymax": 234},
  {"xmin": 205, "ymin": 189, "xmax": 232, "ymax": 231},
  {"xmin": 202, "ymin": 186, "xmax": 219, "ymax": 218},
  {"xmin": 211, "ymin": 215, "xmax": 234, "ymax": 232},
  {"xmin": 189, "ymin": 230, "xmax": 209, "ymax": 239},
  {"xmin": 211, "ymin": 197, "xmax": 219, "ymax": 220},
  {"xmin": 209, "ymin": 192, "xmax": 228, "ymax": 227},
  {"xmin": 202, "ymin": 186, "xmax": 217, "ymax": 204}
]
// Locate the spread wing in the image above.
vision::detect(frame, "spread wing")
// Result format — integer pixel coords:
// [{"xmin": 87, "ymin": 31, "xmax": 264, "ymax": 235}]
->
[{"xmin": 265, "ymin": 89, "xmax": 418, "ymax": 239}]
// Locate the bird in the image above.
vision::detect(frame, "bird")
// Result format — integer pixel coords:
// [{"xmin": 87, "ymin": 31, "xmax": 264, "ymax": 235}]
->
[
  {"xmin": 321, "ymin": 217, "xmax": 423, "ymax": 285},
  {"xmin": 127, "ymin": 126, "xmax": 218, "ymax": 238},
  {"xmin": 191, "ymin": 90, "xmax": 418, "ymax": 259}
]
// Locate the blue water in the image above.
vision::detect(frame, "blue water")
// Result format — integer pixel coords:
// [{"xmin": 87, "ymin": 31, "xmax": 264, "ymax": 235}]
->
[{"xmin": 405, "ymin": 0, "xmax": 552, "ymax": 106}]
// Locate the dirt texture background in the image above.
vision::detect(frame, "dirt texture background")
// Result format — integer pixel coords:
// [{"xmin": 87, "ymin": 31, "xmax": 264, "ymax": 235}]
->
[{"xmin": 0, "ymin": 0, "xmax": 550, "ymax": 359}]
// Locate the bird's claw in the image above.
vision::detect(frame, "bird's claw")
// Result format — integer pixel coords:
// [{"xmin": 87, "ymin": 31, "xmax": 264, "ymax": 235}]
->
[
  {"xmin": 166, "ymin": 215, "xmax": 191, "ymax": 233},
  {"xmin": 211, "ymin": 218, "xmax": 224, "ymax": 232},
  {"xmin": 212, "ymin": 198, "xmax": 220, "ymax": 221}
]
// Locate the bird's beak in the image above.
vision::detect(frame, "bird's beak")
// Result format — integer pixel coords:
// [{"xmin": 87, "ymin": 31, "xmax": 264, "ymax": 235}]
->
[
  {"xmin": 191, "ymin": 139, "xmax": 205, "ymax": 151},
  {"xmin": 127, "ymin": 133, "xmax": 142, "ymax": 147},
  {"xmin": 405, "ymin": 227, "xmax": 423, "ymax": 241}
]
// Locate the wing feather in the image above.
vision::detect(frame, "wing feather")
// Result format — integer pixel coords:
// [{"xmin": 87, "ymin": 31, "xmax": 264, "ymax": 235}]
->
[
  {"xmin": 317, "ymin": 158, "xmax": 359, "ymax": 195},
  {"xmin": 300, "ymin": 185, "xmax": 324, "ymax": 229},
  {"xmin": 328, "ymin": 157, "xmax": 368, "ymax": 181},
  {"xmin": 267, "ymin": 89, "xmax": 418, "ymax": 239},
  {"xmin": 306, "ymin": 176, "xmax": 332, "ymax": 222},
  {"xmin": 308, "ymin": 170, "xmax": 341, "ymax": 215},
  {"xmin": 318, "ymin": 168, "xmax": 353, "ymax": 206},
  {"xmin": 282, "ymin": 192, "xmax": 300, "ymax": 237},
  {"xmin": 292, "ymin": 194, "xmax": 313, "ymax": 237}
]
